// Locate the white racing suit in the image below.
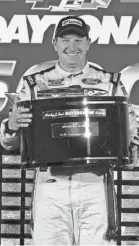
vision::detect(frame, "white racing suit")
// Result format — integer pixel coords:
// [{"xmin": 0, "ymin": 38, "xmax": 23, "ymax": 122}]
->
[{"xmin": 0, "ymin": 61, "xmax": 139, "ymax": 245}]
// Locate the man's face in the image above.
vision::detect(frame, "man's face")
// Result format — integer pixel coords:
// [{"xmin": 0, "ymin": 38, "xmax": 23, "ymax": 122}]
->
[{"xmin": 53, "ymin": 33, "xmax": 91, "ymax": 72}]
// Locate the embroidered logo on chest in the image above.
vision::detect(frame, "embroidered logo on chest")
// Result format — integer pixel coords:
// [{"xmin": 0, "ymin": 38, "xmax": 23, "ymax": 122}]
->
[
  {"xmin": 35, "ymin": 74, "xmax": 48, "ymax": 90},
  {"xmin": 82, "ymin": 78, "xmax": 102, "ymax": 85},
  {"xmin": 84, "ymin": 88, "xmax": 108, "ymax": 96},
  {"xmin": 48, "ymin": 78, "xmax": 64, "ymax": 86}
]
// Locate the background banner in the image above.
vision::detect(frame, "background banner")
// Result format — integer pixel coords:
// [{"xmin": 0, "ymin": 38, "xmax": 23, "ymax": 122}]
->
[
  {"xmin": 0, "ymin": 0, "xmax": 139, "ymax": 120},
  {"xmin": 0, "ymin": 1, "xmax": 139, "ymax": 245}
]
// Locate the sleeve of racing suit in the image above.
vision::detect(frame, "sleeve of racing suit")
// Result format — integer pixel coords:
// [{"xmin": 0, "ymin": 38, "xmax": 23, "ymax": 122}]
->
[
  {"xmin": 96, "ymin": 69, "xmax": 139, "ymax": 144},
  {"xmin": 116, "ymin": 80, "xmax": 139, "ymax": 166},
  {"xmin": 0, "ymin": 61, "xmax": 55, "ymax": 151},
  {"xmin": 115, "ymin": 80, "xmax": 139, "ymax": 144},
  {"xmin": 0, "ymin": 76, "xmax": 31, "ymax": 151}
]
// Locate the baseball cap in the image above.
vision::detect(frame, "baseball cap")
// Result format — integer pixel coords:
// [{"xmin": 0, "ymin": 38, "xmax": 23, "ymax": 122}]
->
[{"xmin": 54, "ymin": 16, "xmax": 90, "ymax": 38}]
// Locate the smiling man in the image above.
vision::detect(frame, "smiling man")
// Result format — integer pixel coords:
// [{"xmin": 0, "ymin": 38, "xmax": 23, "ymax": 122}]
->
[
  {"xmin": 0, "ymin": 16, "xmax": 139, "ymax": 245},
  {"xmin": 53, "ymin": 17, "xmax": 91, "ymax": 72}
]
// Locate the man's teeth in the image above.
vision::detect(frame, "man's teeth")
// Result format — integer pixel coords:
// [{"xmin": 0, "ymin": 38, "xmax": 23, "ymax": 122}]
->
[{"xmin": 67, "ymin": 53, "xmax": 78, "ymax": 56}]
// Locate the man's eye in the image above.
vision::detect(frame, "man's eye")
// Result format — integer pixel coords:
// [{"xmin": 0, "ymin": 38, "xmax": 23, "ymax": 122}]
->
[
  {"xmin": 62, "ymin": 40, "xmax": 69, "ymax": 43},
  {"xmin": 75, "ymin": 40, "xmax": 82, "ymax": 43}
]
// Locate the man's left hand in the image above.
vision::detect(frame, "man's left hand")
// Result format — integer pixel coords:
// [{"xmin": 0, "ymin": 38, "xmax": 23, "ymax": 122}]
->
[{"xmin": 124, "ymin": 144, "xmax": 138, "ymax": 170}]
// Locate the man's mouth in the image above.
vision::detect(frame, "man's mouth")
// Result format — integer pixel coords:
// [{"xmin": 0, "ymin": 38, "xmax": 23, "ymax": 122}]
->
[{"xmin": 65, "ymin": 52, "xmax": 80, "ymax": 56}]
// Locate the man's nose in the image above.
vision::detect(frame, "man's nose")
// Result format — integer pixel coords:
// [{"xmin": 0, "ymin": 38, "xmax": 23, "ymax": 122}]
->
[{"xmin": 68, "ymin": 41, "xmax": 76, "ymax": 51}]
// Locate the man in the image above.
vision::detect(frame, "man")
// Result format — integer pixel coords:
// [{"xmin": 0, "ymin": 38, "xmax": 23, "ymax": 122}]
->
[{"xmin": 0, "ymin": 16, "xmax": 139, "ymax": 245}]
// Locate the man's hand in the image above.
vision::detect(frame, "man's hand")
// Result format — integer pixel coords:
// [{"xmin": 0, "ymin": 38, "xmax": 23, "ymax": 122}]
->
[
  {"xmin": 123, "ymin": 144, "xmax": 138, "ymax": 170},
  {"xmin": 8, "ymin": 106, "xmax": 33, "ymax": 131}
]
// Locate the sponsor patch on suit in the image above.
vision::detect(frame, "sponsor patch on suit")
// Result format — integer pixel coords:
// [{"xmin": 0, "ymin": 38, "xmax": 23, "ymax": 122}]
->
[
  {"xmin": 48, "ymin": 78, "xmax": 65, "ymax": 86},
  {"xmin": 84, "ymin": 88, "xmax": 108, "ymax": 96},
  {"xmin": 82, "ymin": 78, "xmax": 102, "ymax": 85},
  {"xmin": 24, "ymin": 75, "xmax": 36, "ymax": 88},
  {"xmin": 110, "ymin": 73, "xmax": 121, "ymax": 83}
]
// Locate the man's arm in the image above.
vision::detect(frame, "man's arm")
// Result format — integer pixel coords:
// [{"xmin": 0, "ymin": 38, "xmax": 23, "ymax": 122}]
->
[
  {"xmin": 0, "ymin": 60, "xmax": 56, "ymax": 151},
  {"xmin": 0, "ymin": 118, "xmax": 20, "ymax": 151},
  {"xmin": 116, "ymin": 80, "xmax": 139, "ymax": 168},
  {"xmin": 0, "ymin": 77, "xmax": 32, "ymax": 151}
]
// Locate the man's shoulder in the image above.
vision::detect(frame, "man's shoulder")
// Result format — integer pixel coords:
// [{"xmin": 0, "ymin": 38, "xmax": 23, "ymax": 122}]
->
[
  {"xmin": 23, "ymin": 60, "xmax": 57, "ymax": 77},
  {"xmin": 88, "ymin": 62, "xmax": 111, "ymax": 74},
  {"xmin": 88, "ymin": 62, "xmax": 110, "ymax": 74},
  {"xmin": 88, "ymin": 62, "xmax": 121, "ymax": 84},
  {"xmin": 88, "ymin": 62, "xmax": 103, "ymax": 71}
]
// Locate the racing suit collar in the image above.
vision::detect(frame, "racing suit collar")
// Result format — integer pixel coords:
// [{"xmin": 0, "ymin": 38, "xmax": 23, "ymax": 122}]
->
[{"xmin": 55, "ymin": 61, "xmax": 90, "ymax": 78}]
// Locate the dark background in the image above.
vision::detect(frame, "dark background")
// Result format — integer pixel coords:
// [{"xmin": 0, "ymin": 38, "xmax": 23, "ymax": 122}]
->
[{"xmin": 0, "ymin": 0, "xmax": 139, "ymax": 120}]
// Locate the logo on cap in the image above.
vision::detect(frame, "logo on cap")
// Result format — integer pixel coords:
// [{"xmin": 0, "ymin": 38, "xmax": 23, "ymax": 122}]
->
[{"xmin": 62, "ymin": 19, "xmax": 82, "ymax": 27}]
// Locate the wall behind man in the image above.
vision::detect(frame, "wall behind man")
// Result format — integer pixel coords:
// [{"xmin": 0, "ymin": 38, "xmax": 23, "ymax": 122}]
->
[{"xmin": 0, "ymin": 0, "xmax": 139, "ymax": 121}]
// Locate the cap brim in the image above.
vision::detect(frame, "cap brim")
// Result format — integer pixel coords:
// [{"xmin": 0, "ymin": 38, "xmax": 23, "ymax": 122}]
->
[{"xmin": 56, "ymin": 27, "xmax": 87, "ymax": 38}]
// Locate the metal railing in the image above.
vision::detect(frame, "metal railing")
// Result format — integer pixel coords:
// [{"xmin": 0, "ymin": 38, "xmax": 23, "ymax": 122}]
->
[
  {"xmin": 0, "ymin": 154, "xmax": 139, "ymax": 245},
  {"xmin": 116, "ymin": 167, "xmax": 139, "ymax": 245},
  {"xmin": 0, "ymin": 154, "xmax": 33, "ymax": 245}
]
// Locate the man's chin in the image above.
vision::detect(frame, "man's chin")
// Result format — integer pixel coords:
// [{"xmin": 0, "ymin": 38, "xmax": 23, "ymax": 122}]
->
[{"xmin": 67, "ymin": 62, "xmax": 77, "ymax": 68}]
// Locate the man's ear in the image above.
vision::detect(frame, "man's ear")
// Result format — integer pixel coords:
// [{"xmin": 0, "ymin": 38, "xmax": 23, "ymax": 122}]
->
[{"xmin": 53, "ymin": 38, "xmax": 58, "ymax": 52}]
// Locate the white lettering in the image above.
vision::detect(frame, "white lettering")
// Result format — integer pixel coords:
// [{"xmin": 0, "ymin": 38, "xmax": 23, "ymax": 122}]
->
[
  {"xmin": 29, "ymin": 15, "xmax": 66, "ymax": 43},
  {"xmin": 62, "ymin": 19, "xmax": 82, "ymax": 26},
  {"xmin": 127, "ymin": 19, "xmax": 139, "ymax": 44},
  {"xmin": 0, "ymin": 16, "xmax": 7, "ymax": 40},
  {"xmin": 28, "ymin": 15, "xmax": 54, "ymax": 43},
  {"xmin": 1, "ymin": 15, "xmax": 29, "ymax": 43},
  {"xmin": 0, "ymin": 15, "xmax": 138, "ymax": 44},
  {"xmin": 98, "ymin": 16, "xmax": 133, "ymax": 44},
  {"xmin": 81, "ymin": 15, "xmax": 101, "ymax": 43}
]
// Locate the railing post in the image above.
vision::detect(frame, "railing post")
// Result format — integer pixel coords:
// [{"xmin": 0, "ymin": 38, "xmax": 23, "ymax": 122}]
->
[
  {"xmin": 116, "ymin": 169, "xmax": 122, "ymax": 245},
  {"xmin": 20, "ymin": 167, "xmax": 26, "ymax": 245},
  {"xmin": 0, "ymin": 154, "xmax": 2, "ymax": 246}
]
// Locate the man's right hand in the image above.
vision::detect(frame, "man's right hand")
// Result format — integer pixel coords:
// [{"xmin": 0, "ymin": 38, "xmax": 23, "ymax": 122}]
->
[{"xmin": 8, "ymin": 107, "xmax": 33, "ymax": 131}]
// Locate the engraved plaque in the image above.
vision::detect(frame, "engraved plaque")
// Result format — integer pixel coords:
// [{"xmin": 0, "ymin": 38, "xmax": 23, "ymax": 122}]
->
[
  {"xmin": 43, "ymin": 109, "xmax": 106, "ymax": 119},
  {"xmin": 51, "ymin": 122, "xmax": 99, "ymax": 138}
]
